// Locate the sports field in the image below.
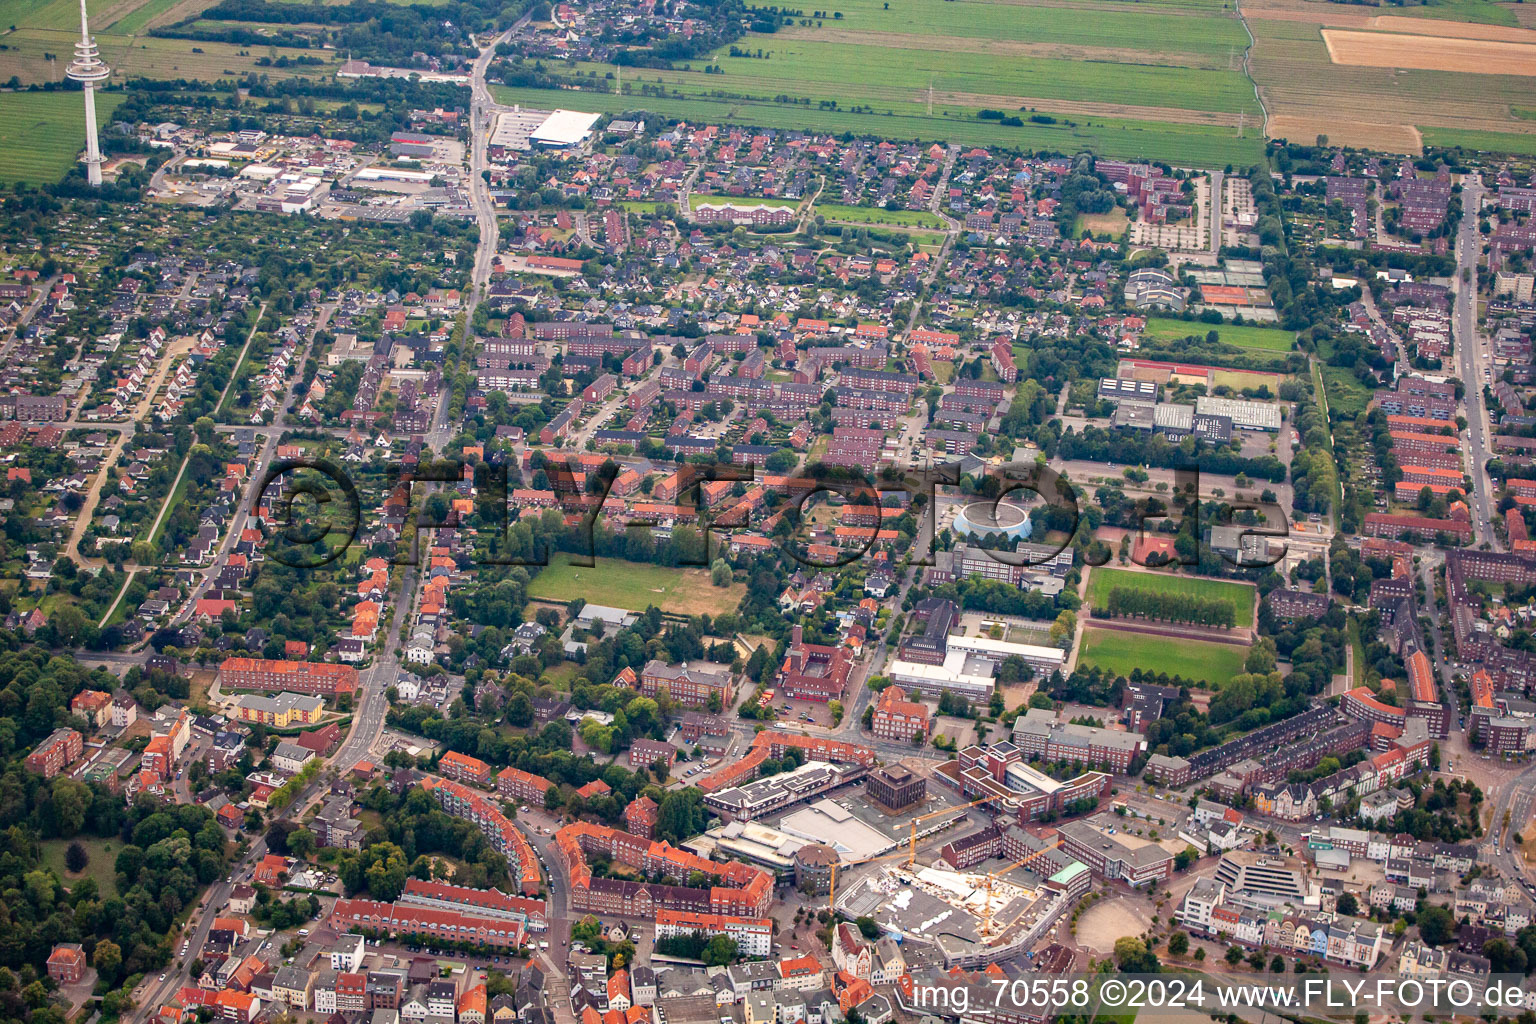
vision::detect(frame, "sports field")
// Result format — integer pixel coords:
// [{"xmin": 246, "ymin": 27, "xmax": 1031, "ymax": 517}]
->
[
  {"xmin": 1078, "ymin": 626, "xmax": 1248, "ymax": 686},
  {"xmin": 1087, "ymin": 567, "xmax": 1255, "ymax": 628},
  {"xmin": 814, "ymin": 203, "xmax": 945, "ymax": 229},
  {"xmin": 527, "ymin": 555, "xmax": 746, "ymax": 617},
  {"xmin": 0, "ymin": 91, "xmax": 129, "ymax": 187},
  {"xmin": 1143, "ymin": 317, "xmax": 1296, "ymax": 353}
]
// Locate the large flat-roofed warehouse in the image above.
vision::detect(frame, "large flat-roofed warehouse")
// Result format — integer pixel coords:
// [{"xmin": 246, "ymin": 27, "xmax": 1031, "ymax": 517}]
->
[
  {"xmin": 489, "ymin": 108, "xmax": 549, "ymax": 153},
  {"xmin": 530, "ymin": 109, "xmax": 601, "ymax": 148},
  {"xmin": 1195, "ymin": 394, "xmax": 1283, "ymax": 431}
]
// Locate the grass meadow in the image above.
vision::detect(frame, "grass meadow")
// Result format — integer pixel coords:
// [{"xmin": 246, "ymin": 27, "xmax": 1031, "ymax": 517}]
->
[
  {"xmin": 1143, "ymin": 317, "xmax": 1297, "ymax": 353},
  {"xmin": 1087, "ymin": 566, "xmax": 1256, "ymax": 628},
  {"xmin": 1078, "ymin": 626, "xmax": 1249, "ymax": 685},
  {"xmin": 527, "ymin": 554, "xmax": 746, "ymax": 617}
]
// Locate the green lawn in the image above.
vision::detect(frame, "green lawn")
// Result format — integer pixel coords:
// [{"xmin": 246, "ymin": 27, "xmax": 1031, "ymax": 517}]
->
[
  {"xmin": 814, "ymin": 203, "xmax": 944, "ymax": 229},
  {"xmin": 1144, "ymin": 317, "xmax": 1296, "ymax": 353},
  {"xmin": 528, "ymin": 554, "xmax": 745, "ymax": 617},
  {"xmin": 1420, "ymin": 127, "xmax": 1536, "ymax": 158},
  {"xmin": 1078, "ymin": 627, "xmax": 1249, "ymax": 686},
  {"xmin": 0, "ymin": 91, "xmax": 129, "ymax": 187},
  {"xmin": 40, "ymin": 837, "xmax": 119, "ymax": 897},
  {"xmin": 1087, "ymin": 567, "xmax": 1255, "ymax": 628}
]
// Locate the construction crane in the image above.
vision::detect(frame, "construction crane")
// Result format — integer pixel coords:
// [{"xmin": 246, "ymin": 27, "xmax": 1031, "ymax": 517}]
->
[
  {"xmin": 904, "ymin": 795, "xmax": 1005, "ymax": 866},
  {"xmin": 975, "ymin": 840, "xmax": 1061, "ymax": 938},
  {"xmin": 827, "ymin": 794, "xmax": 1011, "ymax": 913}
]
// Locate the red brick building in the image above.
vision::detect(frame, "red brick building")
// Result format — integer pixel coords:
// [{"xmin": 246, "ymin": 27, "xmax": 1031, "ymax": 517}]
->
[
  {"xmin": 778, "ymin": 626, "xmax": 852, "ymax": 703},
  {"xmin": 47, "ymin": 944, "xmax": 86, "ymax": 984},
  {"xmin": 623, "ymin": 796, "xmax": 658, "ymax": 839},
  {"xmin": 25, "ymin": 728, "xmax": 82, "ymax": 778},
  {"xmin": 639, "ymin": 660, "xmax": 733, "ymax": 707},
  {"xmin": 216, "ymin": 658, "xmax": 358, "ymax": 696},
  {"xmin": 870, "ymin": 687, "xmax": 929, "ymax": 743},
  {"xmin": 440, "ymin": 750, "xmax": 494, "ymax": 787},
  {"xmin": 496, "ymin": 766, "xmax": 554, "ymax": 805}
]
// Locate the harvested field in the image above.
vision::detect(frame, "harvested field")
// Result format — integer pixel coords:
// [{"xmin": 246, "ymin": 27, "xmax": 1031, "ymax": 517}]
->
[
  {"xmin": 1248, "ymin": 16, "xmax": 1536, "ymax": 153},
  {"xmin": 1267, "ymin": 113, "xmax": 1423, "ymax": 152},
  {"xmin": 1321, "ymin": 28, "xmax": 1536, "ymax": 76}
]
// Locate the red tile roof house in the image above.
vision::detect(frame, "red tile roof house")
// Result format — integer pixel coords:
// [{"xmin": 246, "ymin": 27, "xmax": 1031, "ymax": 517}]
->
[
  {"xmin": 47, "ymin": 944, "xmax": 87, "ymax": 984},
  {"xmin": 254, "ymin": 854, "xmax": 290, "ymax": 885},
  {"xmin": 296, "ymin": 723, "xmax": 342, "ymax": 757}
]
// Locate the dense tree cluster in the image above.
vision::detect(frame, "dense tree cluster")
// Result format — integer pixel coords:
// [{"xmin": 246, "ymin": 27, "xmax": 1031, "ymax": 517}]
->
[{"xmin": 1099, "ymin": 587, "xmax": 1235, "ymax": 628}]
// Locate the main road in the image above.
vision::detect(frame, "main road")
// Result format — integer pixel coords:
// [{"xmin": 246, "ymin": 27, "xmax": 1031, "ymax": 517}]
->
[{"xmin": 1453, "ymin": 176, "xmax": 1495, "ymax": 547}]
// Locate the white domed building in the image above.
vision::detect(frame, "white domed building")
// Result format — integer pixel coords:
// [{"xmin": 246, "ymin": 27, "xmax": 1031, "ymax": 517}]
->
[{"xmin": 952, "ymin": 500, "xmax": 1033, "ymax": 542}]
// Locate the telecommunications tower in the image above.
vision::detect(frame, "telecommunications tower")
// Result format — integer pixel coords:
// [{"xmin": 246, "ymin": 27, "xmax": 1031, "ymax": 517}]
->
[{"xmin": 66, "ymin": 0, "xmax": 110, "ymax": 186}]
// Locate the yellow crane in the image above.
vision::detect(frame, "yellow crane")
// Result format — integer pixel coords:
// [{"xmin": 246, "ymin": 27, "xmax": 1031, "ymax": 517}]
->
[
  {"xmin": 975, "ymin": 840, "xmax": 1061, "ymax": 938},
  {"xmin": 827, "ymin": 793, "xmax": 1010, "ymax": 913},
  {"xmin": 903, "ymin": 794, "xmax": 1005, "ymax": 867}
]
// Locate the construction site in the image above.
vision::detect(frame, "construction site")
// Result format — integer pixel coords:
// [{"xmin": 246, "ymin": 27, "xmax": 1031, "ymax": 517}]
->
[{"xmin": 835, "ymin": 854, "xmax": 1087, "ymax": 967}]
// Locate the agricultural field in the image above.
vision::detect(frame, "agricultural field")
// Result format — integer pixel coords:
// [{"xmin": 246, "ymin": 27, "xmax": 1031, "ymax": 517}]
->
[
  {"xmin": 0, "ymin": 91, "xmax": 128, "ymax": 187},
  {"xmin": 527, "ymin": 554, "xmax": 746, "ymax": 617},
  {"xmin": 0, "ymin": 24, "xmax": 335, "ymax": 86},
  {"xmin": 493, "ymin": 0, "xmax": 1272, "ymax": 166},
  {"xmin": 1077, "ymin": 626, "xmax": 1249, "ymax": 685},
  {"xmin": 1244, "ymin": 0, "xmax": 1536, "ymax": 154},
  {"xmin": 1144, "ymin": 317, "xmax": 1296, "ymax": 352},
  {"xmin": 1087, "ymin": 566, "xmax": 1256, "ymax": 628},
  {"xmin": 1421, "ymin": 126, "xmax": 1536, "ymax": 156},
  {"xmin": 1321, "ymin": 27, "xmax": 1535, "ymax": 76},
  {"xmin": 9, "ymin": 0, "xmax": 128, "ymax": 32}
]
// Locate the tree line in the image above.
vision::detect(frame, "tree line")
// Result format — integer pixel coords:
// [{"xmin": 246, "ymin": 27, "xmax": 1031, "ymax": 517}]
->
[{"xmin": 1098, "ymin": 586, "xmax": 1236, "ymax": 629}]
